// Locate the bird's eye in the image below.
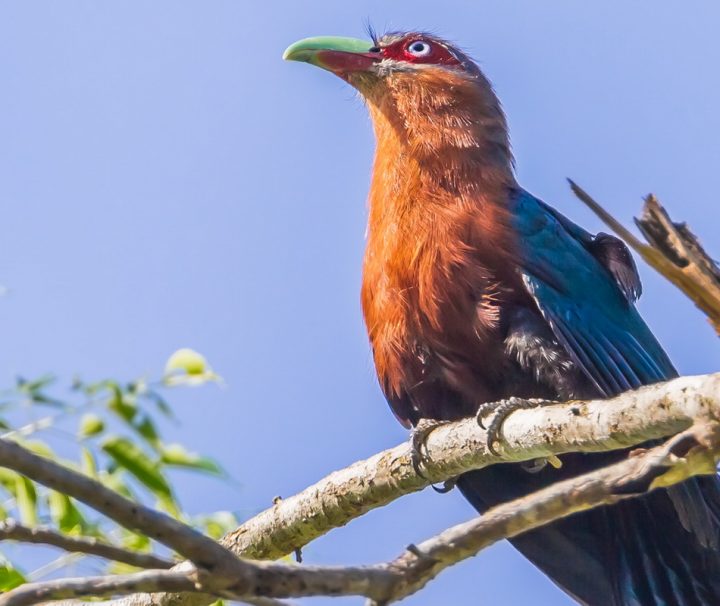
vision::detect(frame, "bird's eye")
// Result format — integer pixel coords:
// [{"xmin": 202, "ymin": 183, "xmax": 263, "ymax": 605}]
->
[{"xmin": 406, "ymin": 40, "xmax": 432, "ymax": 57}]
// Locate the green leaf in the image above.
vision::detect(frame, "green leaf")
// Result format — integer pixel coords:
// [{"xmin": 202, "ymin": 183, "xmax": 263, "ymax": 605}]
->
[
  {"xmin": 16, "ymin": 375, "xmax": 65, "ymax": 407},
  {"xmin": 19, "ymin": 439, "xmax": 54, "ymax": 459},
  {"xmin": 109, "ymin": 391, "xmax": 137, "ymax": 424},
  {"xmin": 17, "ymin": 374, "xmax": 55, "ymax": 392},
  {"xmin": 160, "ymin": 444, "xmax": 223, "ymax": 476},
  {"xmin": 107, "ymin": 389, "xmax": 161, "ymax": 448},
  {"xmin": 164, "ymin": 348, "xmax": 208, "ymax": 376},
  {"xmin": 98, "ymin": 469, "xmax": 134, "ymax": 499},
  {"xmin": 107, "ymin": 561, "xmax": 144, "ymax": 575},
  {"xmin": 163, "ymin": 348, "xmax": 221, "ymax": 387},
  {"xmin": 155, "ymin": 495, "xmax": 181, "ymax": 519},
  {"xmin": 26, "ymin": 393, "xmax": 66, "ymax": 407},
  {"xmin": 79, "ymin": 414, "xmax": 105, "ymax": 438},
  {"xmin": 134, "ymin": 414, "xmax": 160, "ymax": 448},
  {"xmin": 145, "ymin": 390, "xmax": 175, "ymax": 419},
  {"xmin": 196, "ymin": 511, "xmax": 238, "ymax": 540},
  {"xmin": 102, "ymin": 436, "xmax": 172, "ymax": 501},
  {"xmin": 80, "ymin": 447, "xmax": 98, "ymax": 478},
  {"xmin": 0, "ymin": 468, "xmax": 20, "ymax": 492},
  {"xmin": 15, "ymin": 476, "xmax": 37, "ymax": 526},
  {"xmin": 0, "ymin": 562, "xmax": 26, "ymax": 591},
  {"xmin": 48, "ymin": 491, "xmax": 85, "ymax": 533},
  {"xmin": 120, "ymin": 528, "xmax": 151, "ymax": 552}
]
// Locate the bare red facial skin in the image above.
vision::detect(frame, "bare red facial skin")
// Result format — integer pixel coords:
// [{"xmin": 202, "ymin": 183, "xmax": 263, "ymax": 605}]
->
[
  {"xmin": 380, "ymin": 37, "xmax": 462, "ymax": 66},
  {"xmin": 314, "ymin": 50, "xmax": 380, "ymax": 78}
]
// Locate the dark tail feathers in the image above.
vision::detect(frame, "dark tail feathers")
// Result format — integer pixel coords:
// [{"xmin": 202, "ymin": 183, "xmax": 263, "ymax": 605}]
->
[{"xmin": 458, "ymin": 465, "xmax": 720, "ymax": 605}]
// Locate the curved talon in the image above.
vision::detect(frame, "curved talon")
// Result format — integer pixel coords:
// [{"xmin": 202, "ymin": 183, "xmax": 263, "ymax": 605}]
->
[
  {"xmin": 410, "ymin": 427, "xmax": 430, "ymax": 480},
  {"xmin": 431, "ymin": 477, "xmax": 457, "ymax": 494},
  {"xmin": 411, "ymin": 452, "xmax": 427, "ymax": 480},
  {"xmin": 478, "ymin": 397, "xmax": 542, "ymax": 456},
  {"xmin": 476, "ymin": 401, "xmax": 497, "ymax": 430},
  {"xmin": 486, "ymin": 437, "xmax": 501, "ymax": 456},
  {"xmin": 410, "ymin": 418, "xmax": 451, "ymax": 480}
]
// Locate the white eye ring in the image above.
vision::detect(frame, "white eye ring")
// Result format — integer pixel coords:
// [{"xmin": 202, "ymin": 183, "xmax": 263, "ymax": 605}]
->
[{"xmin": 406, "ymin": 40, "xmax": 432, "ymax": 57}]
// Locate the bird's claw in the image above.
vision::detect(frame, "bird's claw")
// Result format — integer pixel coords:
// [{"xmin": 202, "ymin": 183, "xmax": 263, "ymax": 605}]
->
[
  {"xmin": 476, "ymin": 397, "xmax": 542, "ymax": 455},
  {"xmin": 410, "ymin": 418, "xmax": 453, "ymax": 490},
  {"xmin": 431, "ymin": 477, "xmax": 457, "ymax": 493}
]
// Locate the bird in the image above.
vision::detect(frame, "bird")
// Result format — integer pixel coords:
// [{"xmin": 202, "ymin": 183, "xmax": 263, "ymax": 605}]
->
[{"xmin": 284, "ymin": 30, "xmax": 720, "ymax": 605}]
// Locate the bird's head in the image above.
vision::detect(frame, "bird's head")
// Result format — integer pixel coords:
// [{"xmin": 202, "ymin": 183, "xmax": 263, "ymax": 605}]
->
[
  {"xmin": 283, "ymin": 31, "xmax": 481, "ymax": 86},
  {"xmin": 284, "ymin": 30, "xmax": 511, "ymax": 168}
]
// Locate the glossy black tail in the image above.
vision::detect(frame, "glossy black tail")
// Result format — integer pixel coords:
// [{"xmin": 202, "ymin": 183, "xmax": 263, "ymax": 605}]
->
[{"xmin": 458, "ymin": 459, "xmax": 720, "ymax": 605}]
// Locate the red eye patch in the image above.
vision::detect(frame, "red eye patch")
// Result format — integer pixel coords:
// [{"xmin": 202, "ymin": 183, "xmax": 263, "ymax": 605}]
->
[{"xmin": 380, "ymin": 38, "xmax": 461, "ymax": 66}]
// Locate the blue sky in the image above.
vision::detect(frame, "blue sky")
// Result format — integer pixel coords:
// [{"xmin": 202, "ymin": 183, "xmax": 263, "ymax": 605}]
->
[{"xmin": 1, "ymin": 2, "xmax": 719, "ymax": 604}]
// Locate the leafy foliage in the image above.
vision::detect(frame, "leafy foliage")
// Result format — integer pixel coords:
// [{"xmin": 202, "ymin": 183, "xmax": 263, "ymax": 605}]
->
[{"xmin": 0, "ymin": 349, "xmax": 236, "ymax": 584}]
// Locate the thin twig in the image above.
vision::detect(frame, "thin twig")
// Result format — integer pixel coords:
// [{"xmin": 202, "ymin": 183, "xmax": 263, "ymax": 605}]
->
[
  {"xmin": 0, "ymin": 570, "xmax": 197, "ymax": 606},
  {"xmin": 0, "ymin": 519, "xmax": 173, "ymax": 570}
]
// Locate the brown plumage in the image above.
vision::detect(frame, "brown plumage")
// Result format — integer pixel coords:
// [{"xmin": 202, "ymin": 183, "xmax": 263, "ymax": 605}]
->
[{"xmin": 359, "ymin": 57, "xmax": 527, "ymax": 423}]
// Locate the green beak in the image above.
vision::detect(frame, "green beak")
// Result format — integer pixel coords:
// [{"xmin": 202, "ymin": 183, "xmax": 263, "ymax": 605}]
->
[{"xmin": 283, "ymin": 36, "xmax": 379, "ymax": 75}]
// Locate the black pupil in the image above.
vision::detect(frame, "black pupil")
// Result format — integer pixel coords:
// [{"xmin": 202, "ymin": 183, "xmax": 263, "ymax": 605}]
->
[{"xmin": 411, "ymin": 42, "xmax": 427, "ymax": 53}]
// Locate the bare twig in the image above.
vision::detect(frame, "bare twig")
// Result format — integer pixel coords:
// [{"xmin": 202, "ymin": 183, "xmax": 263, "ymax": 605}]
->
[
  {"xmin": 0, "ymin": 519, "xmax": 173, "ymax": 570},
  {"xmin": 0, "ymin": 570, "xmax": 197, "ymax": 606},
  {"xmin": 569, "ymin": 180, "xmax": 720, "ymax": 333}
]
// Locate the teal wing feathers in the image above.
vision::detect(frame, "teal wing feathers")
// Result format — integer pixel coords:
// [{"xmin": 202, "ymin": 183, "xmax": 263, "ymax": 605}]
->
[{"xmin": 512, "ymin": 188, "xmax": 676, "ymax": 395}]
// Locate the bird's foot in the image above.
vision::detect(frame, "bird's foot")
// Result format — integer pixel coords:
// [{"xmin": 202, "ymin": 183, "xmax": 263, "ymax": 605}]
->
[
  {"xmin": 410, "ymin": 418, "xmax": 449, "ymax": 476},
  {"xmin": 476, "ymin": 397, "xmax": 543, "ymax": 456},
  {"xmin": 410, "ymin": 419, "xmax": 457, "ymax": 492}
]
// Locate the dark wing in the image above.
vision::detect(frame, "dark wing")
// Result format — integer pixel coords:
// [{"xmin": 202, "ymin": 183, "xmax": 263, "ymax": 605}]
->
[{"xmin": 513, "ymin": 189, "xmax": 674, "ymax": 394}]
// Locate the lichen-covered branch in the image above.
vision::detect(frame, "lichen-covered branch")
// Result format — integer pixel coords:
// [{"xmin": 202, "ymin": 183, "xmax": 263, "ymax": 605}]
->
[
  {"xmin": 222, "ymin": 372, "xmax": 720, "ymax": 561},
  {"xmin": 364, "ymin": 422, "xmax": 720, "ymax": 604},
  {"xmin": 0, "ymin": 519, "xmax": 173, "ymax": 570},
  {"xmin": 569, "ymin": 180, "xmax": 720, "ymax": 334},
  {"xmin": 2, "ymin": 374, "xmax": 720, "ymax": 606},
  {"xmin": 4, "ymin": 422, "xmax": 720, "ymax": 606}
]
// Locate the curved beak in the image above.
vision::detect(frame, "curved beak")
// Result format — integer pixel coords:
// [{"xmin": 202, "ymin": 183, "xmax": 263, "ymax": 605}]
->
[{"xmin": 283, "ymin": 36, "xmax": 379, "ymax": 76}]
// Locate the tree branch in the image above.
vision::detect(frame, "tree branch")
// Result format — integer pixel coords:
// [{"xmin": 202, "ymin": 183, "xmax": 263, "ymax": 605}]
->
[
  {"xmin": 0, "ymin": 519, "xmax": 173, "ymax": 570},
  {"xmin": 222, "ymin": 372, "xmax": 720, "ymax": 561},
  {"xmin": 1, "ymin": 374, "xmax": 720, "ymax": 605},
  {"xmin": 4, "ymin": 422, "xmax": 720, "ymax": 605},
  {"xmin": 364, "ymin": 422, "xmax": 720, "ymax": 603},
  {"xmin": 0, "ymin": 570, "xmax": 197, "ymax": 606},
  {"xmin": 568, "ymin": 180, "xmax": 720, "ymax": 334},
  {"xmin": 4, "ymin": 187, "xmax": 714, "ymax": 605},
  {"xmin": 0, "ymin": 438, "xmax": 236, "ymax": 575}
]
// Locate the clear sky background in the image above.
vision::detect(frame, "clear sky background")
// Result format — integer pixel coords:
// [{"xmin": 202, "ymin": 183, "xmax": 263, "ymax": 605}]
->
[{"xmin": 1, "ymin": 2, "xmax": 719, "ymax": 604}]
